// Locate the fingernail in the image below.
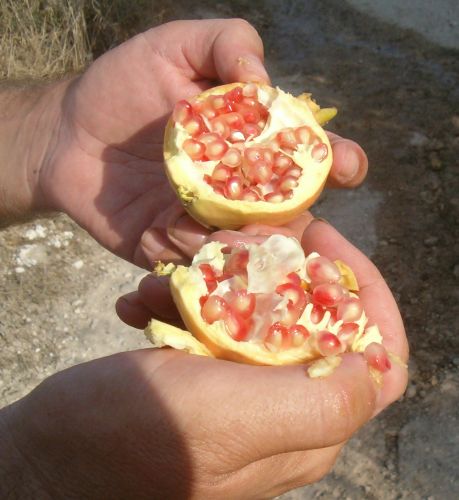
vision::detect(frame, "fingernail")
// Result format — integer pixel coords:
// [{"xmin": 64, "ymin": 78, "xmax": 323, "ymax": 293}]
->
[
  {"xmin": 168, "ymin": 215, "xmax": 208, "ymax": 255},
  {"xmin": 314, "ymin": 217, "xmax": 330, "ymax": 225},
  {"xmin": 141, "ymin": 228, "xmax": 167, "ymax": 259},
  {"xmin": 339, "ymin": 147, "xmax": 360, "ymax": 183},
  {"xmin": 237, "ymin": 54, "xmax": 270, "ymax": 83}
]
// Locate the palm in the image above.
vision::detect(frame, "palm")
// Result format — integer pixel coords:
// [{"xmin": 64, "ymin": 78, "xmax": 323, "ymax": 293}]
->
[{"xmin": 43, "ymin": 29, "xmax": 218, "ymax": 266}]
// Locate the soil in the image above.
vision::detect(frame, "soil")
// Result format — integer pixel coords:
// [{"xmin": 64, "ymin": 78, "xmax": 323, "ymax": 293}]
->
[{"xmin": 1, "ymin": 1, "xmax": 458, "ymax": 498}]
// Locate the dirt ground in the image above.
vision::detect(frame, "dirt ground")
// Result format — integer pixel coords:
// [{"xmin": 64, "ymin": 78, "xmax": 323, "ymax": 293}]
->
[{"xmin": 1, "ymin": 1, "xmax": 458, "ymax": 498}]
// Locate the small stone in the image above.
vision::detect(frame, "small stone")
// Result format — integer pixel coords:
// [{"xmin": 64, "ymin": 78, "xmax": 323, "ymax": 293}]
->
[
  {"xmin": 431, "ymin": 376, "xmax": 438, "ymax": 386},
  {"xmin": 453, "ymin": 264, "xmax": 459, "ymax": 279},
  {"xmin": 409, "ymin": 131, "xmax": 428, "ymax": 146},
  {"xmin": 429, "ymin": 152, "xmax": 442, "ymax": 170},
  {"xmin": 423, "ymin": 236, "xmax": 438, "ymax": 247},
  {"xmin": 406, "ymin": 384, "xmax": 417, "ymax": 398},
  {"xmin": 452, "ymin": 357, "xmax": 459, "ymax": 366},
  {"xmin": 15, "ymin": 266, "xmax": 25, "ymax": 274},
  {"xmin": 451, "ymin": 115, "xmax": 459, "ymax": 129},
  {"xmin": 72, "ymin": 259, "xmax": 84, "ymax": 269}
]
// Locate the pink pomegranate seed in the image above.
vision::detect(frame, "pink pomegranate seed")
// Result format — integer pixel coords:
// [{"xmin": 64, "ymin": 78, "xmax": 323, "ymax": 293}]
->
[
  {"xmin": 295, "ymin": 126, "xmax": 313, "ymax": 144},
  {"xmin": 278, "ymin": 128, "xmax": 298, "ymax": 148},
  {"xmin": 245, "ymin": 147, "xmax": 264, "ymax": 165},
  {"xmin": 206, "ymin": 139, "xmax": 228, "ymax": 161},
  {"xmin": 290, "ymin": 324, "xmax": 310, "ymax": 347},
  {"xmin": 241, "ymin": 97, "xmax": 257, "ymax": 107},
  {"xmin": 276, "ymin": 283, "xmax": 305, "ymax": 307},
  {"xmin": 210, "ymin": 117, "xmax": 231, "ymax": 139},
  {"xmin": 221, "ymin": 148, "xmax": 242, "ymax": 167},
  {"xmin": 229, "ymin": 289, "xmax": 255, "ymax": 319},
  {"xmin": 197, "ymin": 101, "xmax": 218, "ymax": 120},
  {"xmin": 197, "ymin": 132, "xmax": 220, "ymax": 145},
  {"xmin": 224, "ymin": 175, "xmax": 243, "ymax": 200},
  {"xmin": 241, "ymin": 187, "xmax": 262, "ymax": 201},
  {"xmin": 223, "ymin": 112, "xmax": 244, "ymax": 129},
  {"xmin": 257, "ymin": 119, "xmax": 267, "ymax": 130},
  {"xmin": 249, "ymin": 160, "xmax": 273, "ymax": 185},
  {"xmin": 364, "ymin": 342, "xmax": 391, "ymax": 372},
  {"xmin": 284, "ymin": 166, "xmax": 302, "ymax": 178},
  {"xmin": 242, "ymin": 83, "xmax": 258, "ymax": 97},
  {"xmin": 184, "ymin": 115, "xmax": 206, "ymax": 137},
  {"xmin": 211, "ymin": 163, "xmax": 233, "ymax": 182},
  {"xmin": 311, "ymin": 143, "xmax": 328, "ymax": 162},
  {"xmin": 310, "ymin": 304, "xmax": 325, "ymax": 324},
  {"xmin": 283, "ymin": 189, "xmax": 294, "ymax": 200},
  {"xmin": 312, "ymin": 283, "xmax": 345, "ymax": 308},
  {"xmin": 262, "ymin": 148, "xmax": 274, "ymax": 166},
  {"xmin": 225, "ymin": 86, "xmax": 244, "ymax": 103},
  {"xmin": 264, "ymin": 192, "xmax": 284, "ymax": 203},
  {"xmin": 201, "ymin": 295, "xmax": 228, "ymax": 324},
  {"xmin": 286, "ymin": 272, "xmax": 302, "ymax": 286},
  {"xmin": 224, "ymin": 249, "xmax": 249, "ymax": 278},
  {"xmin": 199, "ymin": 263, "xmax": 216, "ymax": 282},
  {"xmin": 172, "ymin": 100, "xmax": 193, "ymax": 124},
  {"xmin": 224, "ymin": 310, "xmax": 249, "ymax": 341},
  {"xmin": 306, "ymin": 256, "xmax": 341, "ymax": 284},
  {"xmin": 210, "ymin": 94, "xmax": 227, "ymax": 111},
  {"xmin": 317, "ymin": 331, "xmax": 343, "ymax": 356},
  {"xmin": 337, "ymin": 297, "xmax": 363, "ymax": 322},
  {"xmin": 265, "ymin": 322, "xmax": 292, "ymax": 350},
  {"xmin": 279, "ymin": 175, "xmax": 299, "ymax": 192},
  {"xmin": 182, "ymin": 139, "xmax": 205, "ymax": 161},
  {"xmin": 273, "ymin": 153, "xmax": 293, "ymax": 176},
  {"xmin": 337, "ymin": 322, "xmax": 359, "ymax": 347},
  {"xmin": 242, "ymin": 123, "xmax": 261, "ymax": 138}
]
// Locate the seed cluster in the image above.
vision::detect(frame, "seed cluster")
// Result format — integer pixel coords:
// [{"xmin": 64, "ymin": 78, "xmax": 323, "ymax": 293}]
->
[
  {"xmin": 198, "ymin": 248, "xmax": 378, "ymax": 357},
  {"xmin": 172, "ymin": 84, "xmax": 328, "ymax": 203}
]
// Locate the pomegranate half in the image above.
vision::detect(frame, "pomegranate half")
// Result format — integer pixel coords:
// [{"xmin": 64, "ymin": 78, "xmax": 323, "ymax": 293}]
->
[
  {"xmin": 164, "ymin": 83, "xmax": 336, "ymax": 229},
  {"xmin": 145, "ymin": 235, "xmax": 389, "ymax": 376}
]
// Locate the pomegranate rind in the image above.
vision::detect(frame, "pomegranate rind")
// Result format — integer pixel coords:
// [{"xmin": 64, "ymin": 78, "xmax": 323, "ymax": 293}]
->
[
  {"xmin": 163, "ymin": 83, "xmax": 333, "ymax": 229},
  {"xmin": 145, "ymin": 319, "xmax": 213, "ymax": 357},
  {"xmin": 144, "ymin": 237, "xmax": 384, "ymax": 366}
]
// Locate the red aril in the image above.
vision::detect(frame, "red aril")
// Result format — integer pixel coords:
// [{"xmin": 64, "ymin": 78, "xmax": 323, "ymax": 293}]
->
[
  {"xmin": 224, "ymin": 176, "xmax": 244, "ymax": 200},
  {"xmin": 224, "ymin": 309, "xmax": 249, "ymax": 341},
  {"xmin": 306, "ymin": 256, "xmax": 341, "ymax": 284},
  {"xmin": 290, "ymin": 324, "xmax": 310, "ymax": 347},
  {"xmin": 312, "ymin": 283, "xmax": 345, "ymax": 307},
  {"xmin": 201, "ymin": 295, "xmax": 228, "ymax": 324},
  {"xmin": 265, "ymin": 322, "xmax": 292, "ymax": 350},
  {"xmin": 211, "ymin": 164, "xmax": 233, "ymax": 182},
  {"xmin": 337, "ymin": 297, "xmax": 363, "ymax": 322},
  {"xmin": 206, "ymin": 139, "xmax": 228, "ymax": 161},
  {"xmin": 229, "ymin": 289, "xmax": 256, "ymax": 319},
  {"xmin": 172, "ymin": 100, "xmax": 193, "ymax": 124},
  {"xmin": 317, "ymin": 331, "xmax": 342, "ymax": 356},
  {"xmin": 182, "ymin": 139, "xmax": 205, "ymax": 161},
  {"xmin": 364, "ymin": 342, "xmax": 391, "ymax": 372}
]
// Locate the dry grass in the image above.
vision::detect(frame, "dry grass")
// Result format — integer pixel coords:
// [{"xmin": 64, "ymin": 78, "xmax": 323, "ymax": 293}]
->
[{"xmin": 0, "ymin": 0, "xmax": 161, "ymax": 80}]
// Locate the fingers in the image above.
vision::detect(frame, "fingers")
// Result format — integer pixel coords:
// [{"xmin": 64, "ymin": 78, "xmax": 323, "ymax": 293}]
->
[
  {"xmin": 116, "ymin": 275, "xmax": 181, "ymax": 329},
  {"xmin": 149, "ymin": 19, "xmax": 269, "ymax": 84},
  {"xmin": 229, "ymin": 444, "xmax": 344, "ymax": 498},
  {"xmin": 300, "ymin": 220, "xmax": 409, "ymax": 413},
  {"xmin": 161, "ymin": 351, "xmax": 377, "ymax": 461},
  {"xmin": 326, "ymin": 132, "xmax": 368, "ymax": 188},
  {"xmin": 134, "ymin": 203, "xmax": 210, "ymax": 269}
]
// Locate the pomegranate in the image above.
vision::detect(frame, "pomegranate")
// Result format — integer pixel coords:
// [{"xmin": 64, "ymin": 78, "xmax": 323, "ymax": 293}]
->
[
  {"xmin": 145, "ymin": 235, "xmax": 390, "ymax": 376},
  {"xmin": 163, "ymin": 83, "xmax": 337, "ymax": 229}
]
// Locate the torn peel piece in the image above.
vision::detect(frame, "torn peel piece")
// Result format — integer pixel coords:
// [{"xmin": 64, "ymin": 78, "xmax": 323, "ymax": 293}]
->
[
  {"xmin": 145, "ymin": 319, "xmax": 213, "ymax": 357},
  {"xmin": 143, "ymin": 235, "xmax": 389, "ymax": 372}
]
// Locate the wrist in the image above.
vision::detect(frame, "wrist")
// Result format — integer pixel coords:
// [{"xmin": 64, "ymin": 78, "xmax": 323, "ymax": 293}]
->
[
  {"xmin": 0, "ymin": 79, "xmax": 71, "ymax": 222},
  {"xmin": 0, "ymin": 405, "xmax": 52, "ymax": 498}
]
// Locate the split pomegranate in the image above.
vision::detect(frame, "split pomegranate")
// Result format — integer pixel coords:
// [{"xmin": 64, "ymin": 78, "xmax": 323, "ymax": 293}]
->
[
  {"xmin": 145, "ymin": 235, "xmax": 389, "ymax": 374},
  {"xmin": 163, "ymin": 83, "xmax": 336, "ymax": 229}
]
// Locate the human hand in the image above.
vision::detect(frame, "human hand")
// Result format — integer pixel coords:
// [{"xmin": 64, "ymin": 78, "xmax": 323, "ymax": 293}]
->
[
  {"xmin": 32, "ymin": 19, "xmax": 368, "ymax": 268},
  {"xmin": 117, "ymin": 217, "xmax": 408, "ymax": 409},
  {"xmin": 0, "ymin": 324, "xmax": 405, "ymax": 498}
]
